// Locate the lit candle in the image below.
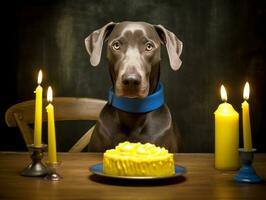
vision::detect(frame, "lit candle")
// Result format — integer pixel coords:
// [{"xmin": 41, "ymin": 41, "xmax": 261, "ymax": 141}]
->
[
  {"xmin": 242, "ymin": 82, "xmax": 252, "ymax": 151},
  {"xmin": 214, "ymin": 85, "xmax": 239, "ymax": 170},
  {"xmin": 46, "ymin": 86, "xmax": 57, "ymax": 163},
  {"xmin": 34, "ymin": 70, "xmax": 43, "ymax": 147}
]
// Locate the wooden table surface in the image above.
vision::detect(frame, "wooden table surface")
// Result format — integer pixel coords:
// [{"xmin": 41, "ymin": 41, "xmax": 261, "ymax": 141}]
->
[{"xmin": 0, "ymin": 152, "xmax": 265, "ymax": 200}]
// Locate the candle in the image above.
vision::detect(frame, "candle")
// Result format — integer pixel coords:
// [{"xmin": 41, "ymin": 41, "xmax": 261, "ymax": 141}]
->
[
  {"xmin": 46, "ymin": 86, "xmax": 57, "ymax": 163},
  {"xmin": 34, "ymin": 70, "xmax": 43, "ymax": 147},
  {"xmin": 214, "ymin": 85, "xmax": 239, "ymax": 170},
  {"xmin": 242, "ymin": 82, "xmax": 252, "ymax": 151}
]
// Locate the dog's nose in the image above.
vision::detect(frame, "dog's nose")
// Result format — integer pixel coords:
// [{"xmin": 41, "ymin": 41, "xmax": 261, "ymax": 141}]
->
[{"xmin": 122, "ymin": 74, "xmax": 141, "ymax": 86}]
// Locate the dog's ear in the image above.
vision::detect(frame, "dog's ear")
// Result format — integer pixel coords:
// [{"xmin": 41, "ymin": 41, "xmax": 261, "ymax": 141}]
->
[
  {"xmin": 85, "ymin": 22, "xmax": 116, "ymax": 67},
  {"xmin": 154, "ymin": 25, "xmax": 183, "ymax": 70}
]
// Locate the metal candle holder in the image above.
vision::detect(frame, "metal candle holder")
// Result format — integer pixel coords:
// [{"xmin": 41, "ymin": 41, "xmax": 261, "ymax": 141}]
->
[
  {"xmin": 234, "ymin": 148, "xmax": 262, "ymax": 183},
  {"xmin": 44, "ymin": 161, "xmax": 62, "ymax": 181},
  {"xmin": 20, "ymin": 144, "xmax": 48, "ymax": 177}
]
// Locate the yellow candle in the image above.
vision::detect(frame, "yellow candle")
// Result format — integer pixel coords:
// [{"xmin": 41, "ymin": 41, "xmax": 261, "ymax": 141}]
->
[
  {"xmin": 46, "ymin": 86, "xmax": 57, "ymax": 163},
  {"xmin": 242, "ymin": 82, "xmax": 252, "ymax": 151},
  {"xmin": 34, "ymin": 70, "xmax": 43, "ymax": 147},
  {"xmin": 214, "ymin": 85, "xmax": 239, "ymax": 170}
]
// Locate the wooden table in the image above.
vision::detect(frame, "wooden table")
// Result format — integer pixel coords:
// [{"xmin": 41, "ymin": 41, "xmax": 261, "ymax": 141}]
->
[{"xmin": 0, "ymin": 152, "xmax": 265, "ymax": 200}]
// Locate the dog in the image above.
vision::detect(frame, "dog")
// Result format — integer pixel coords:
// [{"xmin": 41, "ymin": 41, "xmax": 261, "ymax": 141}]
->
[{"xmin": 85, "ymin": 21, "xmax": 183, "ymax": 152}]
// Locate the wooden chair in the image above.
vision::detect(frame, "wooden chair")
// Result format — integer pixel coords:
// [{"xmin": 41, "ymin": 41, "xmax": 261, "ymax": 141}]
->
[{"xmin": 5, "ymin": 97, "xmax": 107, "ymax": 152}]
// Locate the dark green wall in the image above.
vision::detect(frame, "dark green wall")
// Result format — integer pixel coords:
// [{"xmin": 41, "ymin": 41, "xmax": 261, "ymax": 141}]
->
[{"xmin": 1, "ymin": 0, "xmax": 266, "ymax": 152}]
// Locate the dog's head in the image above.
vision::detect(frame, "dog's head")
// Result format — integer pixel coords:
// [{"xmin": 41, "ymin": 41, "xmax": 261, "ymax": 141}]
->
[{"xmin": 85, "ymin": 21, "xmax": 183, "ymax": 98}]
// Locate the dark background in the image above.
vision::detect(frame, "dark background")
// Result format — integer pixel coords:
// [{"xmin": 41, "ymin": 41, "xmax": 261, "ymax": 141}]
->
[{"xmin": 1, "ymin": 0, "xmax": 265, "ymax": 152}]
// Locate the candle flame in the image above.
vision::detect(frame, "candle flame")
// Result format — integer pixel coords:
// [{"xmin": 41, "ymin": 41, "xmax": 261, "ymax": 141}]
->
[
  {"xmin": 37, "ymin": 70, "xmax": 43, "ymax": 85},
  {"xmin": 47, "ymin": 86, "xmax": 53, "ymax": 102},
  {"xmin": 243, "ymin": 82, "xmax": 250, "ymax": 100},
  {"xmin": 220, "ymin": 85, "xmax": 227, "ymax": 102}
]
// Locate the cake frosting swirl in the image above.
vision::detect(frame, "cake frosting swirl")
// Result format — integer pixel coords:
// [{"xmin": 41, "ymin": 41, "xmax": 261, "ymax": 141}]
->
[{"xmin": 103, "ymin": 141, "xmax": 175, "ymax": 176}]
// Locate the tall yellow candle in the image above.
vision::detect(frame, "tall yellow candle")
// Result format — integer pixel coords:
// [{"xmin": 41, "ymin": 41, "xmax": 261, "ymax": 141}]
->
[
  {"xmin": 34, "ymin": 70, "xmax": 43, "ymax": 147},
  {"xmin": 46, "ymin": 86, "xmax": 57, "ymax": 163},
  {"xmin": 214, "ymin": 85, "xmax": 239, "ymax": 170},
  {"xmin": 242, "ymin": 82, "xmax": 252, "ymax": 151}
]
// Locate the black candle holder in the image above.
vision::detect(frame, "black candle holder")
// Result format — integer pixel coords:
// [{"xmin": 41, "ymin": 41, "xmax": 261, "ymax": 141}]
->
[
  {"xmin": 44, "ymin": 161, "xmax": 62, "ymax": 181},
  {"xmin": 234, "ymin": 148, "xmax": 262, "ymax": 183},
  {"xmin": 20, "ymin": 144, "xmax": 48, "ymax": 177}
]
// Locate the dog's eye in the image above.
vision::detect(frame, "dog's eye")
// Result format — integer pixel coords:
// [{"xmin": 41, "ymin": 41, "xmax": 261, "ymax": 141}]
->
[
  {"xmin": 145, "ymin": 43, "xmax": 153, "ymax": 51},
  {"xmin": 112, "ymin": 42, "xmax": 120, "ymax": 50}
]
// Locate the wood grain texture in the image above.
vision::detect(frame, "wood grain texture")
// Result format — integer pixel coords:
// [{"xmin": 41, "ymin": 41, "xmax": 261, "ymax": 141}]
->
[
  {"xmin": 5, "ymin": 97, "xmax": 107, "ymax": 126},
  {"xmin": 0, "ymin": 153, "xmax": 265, "ymax": 200}
]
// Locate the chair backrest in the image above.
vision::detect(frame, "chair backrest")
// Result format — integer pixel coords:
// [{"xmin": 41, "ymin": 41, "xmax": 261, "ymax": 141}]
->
[{"xmin": 5, "ymin": 97, "xmax": 107, "ymax": 152}]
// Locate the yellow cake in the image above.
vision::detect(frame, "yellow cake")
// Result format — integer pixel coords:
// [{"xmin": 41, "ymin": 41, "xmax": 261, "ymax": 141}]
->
[{"xmin": 103, "ymin": 141, "xmax": 175, "ymax": 177}]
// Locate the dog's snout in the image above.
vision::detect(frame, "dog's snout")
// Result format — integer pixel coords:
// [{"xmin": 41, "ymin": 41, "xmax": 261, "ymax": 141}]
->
[{"xmin": 122, "ymin": 74, "xmax": 141, "ymax": 86}]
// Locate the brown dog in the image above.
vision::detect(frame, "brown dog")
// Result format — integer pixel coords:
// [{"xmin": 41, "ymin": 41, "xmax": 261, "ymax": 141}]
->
[{"xmin": 85, "ymin": 21, "xmax": 183, "ymax": 152}]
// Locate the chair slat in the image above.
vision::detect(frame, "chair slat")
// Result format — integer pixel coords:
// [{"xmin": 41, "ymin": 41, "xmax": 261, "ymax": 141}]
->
[
  {"xmin": 5, "ymin": 97, "xmax": 107, "ymax": 152},
  {"xmin": 68, "ymin": 125, "xmax": 95, "ymax": 153},
  {"xmin": 5, "ymin": 97, "xmax": 107, "ymax": 126}
]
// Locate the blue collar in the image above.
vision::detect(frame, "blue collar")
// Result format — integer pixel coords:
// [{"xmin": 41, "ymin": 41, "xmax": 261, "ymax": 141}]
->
[{"xmin": 108, "ymin": 83, "xmax": 164, "ymax": 113}]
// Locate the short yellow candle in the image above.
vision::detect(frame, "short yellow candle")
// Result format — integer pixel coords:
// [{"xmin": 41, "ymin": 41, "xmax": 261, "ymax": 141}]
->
[
  {"xmin": 242, "ymin": 82, "xmax": 252, "ymax": 151},
  {"xmin": 46, "ymin": 86, "xmax": 57, "ymax": 163},
  {"xmin": 34, "ymin": 70, "xmax": 43, "ymax": 147},
  {"xmin": 214, "ymin": 85, "xmax": 239, "ymax": 170}
]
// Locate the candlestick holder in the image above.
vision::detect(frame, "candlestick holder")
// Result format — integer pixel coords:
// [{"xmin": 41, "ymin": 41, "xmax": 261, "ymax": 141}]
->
[
  {"xmin": 20, "ymin": 144, "xmax": 48, "ymax": 177},
  {"xmin": 234, "ymin": 148, "xmax": 262, "ymax": 183},
  {"xmin": 44, "ymin": 161, "xmax": 62, "ymax": 181}
]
